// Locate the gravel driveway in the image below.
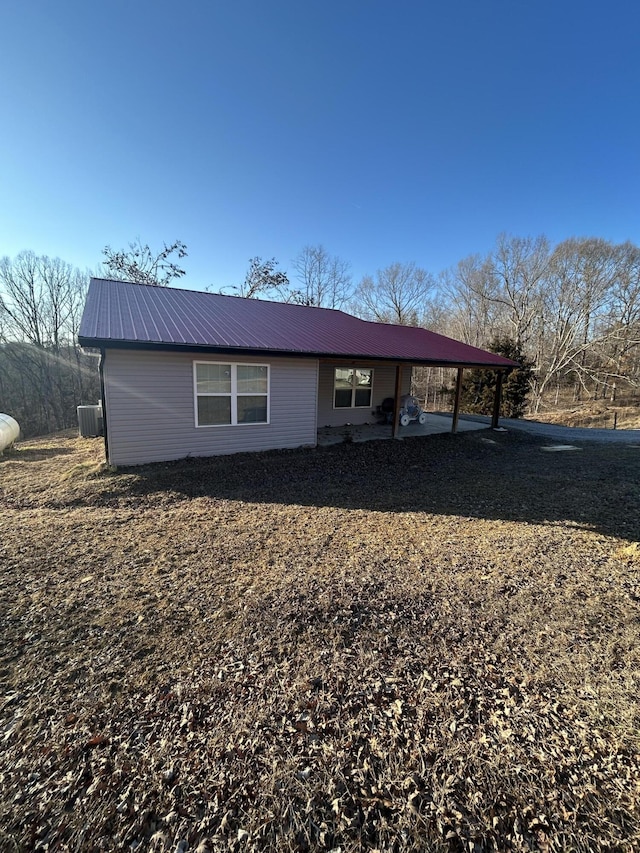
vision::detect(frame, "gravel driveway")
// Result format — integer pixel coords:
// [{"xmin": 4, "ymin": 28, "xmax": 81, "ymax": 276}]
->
[{"xmin": 467, "ymin": 414, "xmax": 640, "ymax": 444}]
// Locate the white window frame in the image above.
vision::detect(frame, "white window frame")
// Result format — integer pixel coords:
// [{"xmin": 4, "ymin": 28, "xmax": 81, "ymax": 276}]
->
[
  {"xmin": 333, "ymin": 366, "xmax": 374, "ymax": 409},
  {"xmin": 193, "ymin": 361, "xmax": 270, "ymax": 427}
]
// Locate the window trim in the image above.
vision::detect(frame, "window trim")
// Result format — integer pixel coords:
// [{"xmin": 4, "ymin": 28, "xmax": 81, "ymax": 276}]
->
[
  {"xmin": 193, "ymin": 360, "xmax": 270, "ymax": 427},
  {"xmin": 333, "ymin": 366, "xmax": 374, "ymax": 409}
]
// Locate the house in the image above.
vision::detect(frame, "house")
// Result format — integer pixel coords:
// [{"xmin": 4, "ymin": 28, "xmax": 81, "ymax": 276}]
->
[{"xmin": 78, "ymin": 278, "xmax": 517, "ymax": 466}]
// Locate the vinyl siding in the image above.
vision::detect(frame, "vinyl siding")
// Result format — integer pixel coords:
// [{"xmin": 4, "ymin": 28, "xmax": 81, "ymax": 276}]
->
[
  {"xmin": 104, "ymin": 349, "xmax": 319, "ymax": 465},
  {"xmin": 317, "ymin": 362, "xmax": 411, "ymax": 427}
]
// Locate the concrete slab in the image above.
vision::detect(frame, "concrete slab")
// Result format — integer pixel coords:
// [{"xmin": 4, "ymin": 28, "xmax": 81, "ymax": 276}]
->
[{"xmin": 317, "ymin": 413, "xmax": 489, "ymax": 446}]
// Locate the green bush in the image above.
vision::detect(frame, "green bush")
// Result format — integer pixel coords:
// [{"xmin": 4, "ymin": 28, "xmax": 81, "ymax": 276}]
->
[{"xmin": 461, "ymin": 336, "xmax": 534, "ymax": 418}]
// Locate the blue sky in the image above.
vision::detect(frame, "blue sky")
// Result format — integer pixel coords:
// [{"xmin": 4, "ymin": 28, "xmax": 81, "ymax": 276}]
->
[{"xmin": 1, "ymin": 0, "xmax": 638, "ymax": 291}]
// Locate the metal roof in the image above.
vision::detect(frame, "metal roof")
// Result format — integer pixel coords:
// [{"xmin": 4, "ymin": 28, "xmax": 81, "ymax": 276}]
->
[{"xmin": 79, "ymin": 278, "xmax": 517, "ymax": 368}]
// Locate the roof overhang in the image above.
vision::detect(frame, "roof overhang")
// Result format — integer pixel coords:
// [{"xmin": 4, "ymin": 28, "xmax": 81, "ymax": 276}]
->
[{"xmin": 79, "ymin": 337, "xmax": 515, "ymax": 370}]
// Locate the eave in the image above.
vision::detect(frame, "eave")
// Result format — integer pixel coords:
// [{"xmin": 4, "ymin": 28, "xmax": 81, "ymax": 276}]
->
[{"xmin": 78, "ymin": 336, "xmax": 517, "ymax": 371}]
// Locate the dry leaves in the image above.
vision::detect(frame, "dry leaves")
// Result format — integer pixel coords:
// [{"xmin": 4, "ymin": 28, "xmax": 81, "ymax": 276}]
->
[{"xmin": 1, "ymin": 430, "xmax": 639, "ymax": 851}]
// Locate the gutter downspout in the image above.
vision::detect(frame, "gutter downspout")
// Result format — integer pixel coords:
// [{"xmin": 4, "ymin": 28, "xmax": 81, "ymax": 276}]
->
[{"xmin": 99, "ymin": 348, "xmax": 110, "ymax": 465}]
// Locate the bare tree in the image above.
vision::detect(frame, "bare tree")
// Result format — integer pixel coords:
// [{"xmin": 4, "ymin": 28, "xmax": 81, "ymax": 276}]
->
[
  {"xmin": 243, "ymin": 256, "xmax": 289, "ymax": 299},
  {"xmin": 595, "ymin": 240, "xmax": 640, "ymax": 399},
  {"xmin": 530, "ymin": 238, "xmax": 619, "ymax": 409},
  {"xmin": 101, "ymin": 239, "xmax": 187, "ymax": 286},
  {"xmin": 218, "ymin": 257, "xmax": 290, "ymax": 300},
  {"xmin": 484, "ymin": 233, "xmax": 551, "ymax": 349},
  {"xmin": 0, "ymin": 252, "xmax": 86, "ymax": 348},
  {"xmin": 0, "ymin": 252, "xmax": 98, "ymax": 436},
  {"xmin": 290, "ymin": 245, "xmax": 352, "ymax": 308},
  {"xmin": 352, "ymin": 262, "xmax": 436, "ymax": 325},
  {"xmin": 438, "ymin": 255, "xmax": 504, "ymax": 346}
]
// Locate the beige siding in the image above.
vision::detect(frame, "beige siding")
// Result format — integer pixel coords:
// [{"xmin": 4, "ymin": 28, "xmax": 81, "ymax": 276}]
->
[
  {"xmin": 317, "ymin": 362, "xmax": 411, "ymax": 427},
  {"xmin": 104, "ymin": 349, "xmax": 319, "ymax": 465}
]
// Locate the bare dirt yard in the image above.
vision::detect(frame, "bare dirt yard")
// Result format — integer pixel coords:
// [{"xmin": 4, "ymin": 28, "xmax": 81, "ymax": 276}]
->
[{"xmin": 1, "ymin": 429, "xmax": 640, "ymax": 852}]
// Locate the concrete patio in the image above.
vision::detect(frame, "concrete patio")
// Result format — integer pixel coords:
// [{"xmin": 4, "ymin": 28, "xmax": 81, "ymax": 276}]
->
[{"xmin": 317, "ymin": 412, "xmax": 490, "ymax": 446}]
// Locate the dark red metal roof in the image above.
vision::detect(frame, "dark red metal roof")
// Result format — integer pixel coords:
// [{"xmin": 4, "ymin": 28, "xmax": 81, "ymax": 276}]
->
[{"xmin": 79, "ymin": 278, "xmax": 517, "ymax": 368}]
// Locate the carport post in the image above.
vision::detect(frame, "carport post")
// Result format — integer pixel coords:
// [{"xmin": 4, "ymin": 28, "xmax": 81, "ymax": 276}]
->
[
  {"xmin": 491, "ymin": 370, "xmax": 504, "ymax": 428},
  {"xmin": 392, "ymin": 365, "xmax": 403, "ymax": 438},
  {"xmin": 451, "ymin": 367, "xmax": 463, "ymax": 433}
]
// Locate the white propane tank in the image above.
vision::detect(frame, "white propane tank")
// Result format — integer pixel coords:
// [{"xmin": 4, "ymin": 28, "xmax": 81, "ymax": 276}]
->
[{"xmin": 0, "ymin": 413, "xmax": 20, "ymax": 452}]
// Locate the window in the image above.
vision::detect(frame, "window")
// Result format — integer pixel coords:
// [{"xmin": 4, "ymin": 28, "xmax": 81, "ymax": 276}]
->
[
  {"xmin": 194, "ymin": 361, "xmax": 269, "ymax": 426},
  {"xmin": 334, "ymin": 367, "xmax": 373, "ymax": 408}
]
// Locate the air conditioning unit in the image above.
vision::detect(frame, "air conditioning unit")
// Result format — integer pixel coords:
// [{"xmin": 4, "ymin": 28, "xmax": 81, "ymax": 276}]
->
[{"xmin": 77, "ymin": 405, "xmax": 104, "ymax": 437}]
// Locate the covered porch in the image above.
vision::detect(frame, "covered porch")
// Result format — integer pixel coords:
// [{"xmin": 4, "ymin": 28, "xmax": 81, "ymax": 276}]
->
[
  {"xmin": 317, "ymin": 411, "xmax": 490, "ymax": 446},
  {"xmin": 317, "ymin": 360, "xmax": 507, "ymax": 443}
]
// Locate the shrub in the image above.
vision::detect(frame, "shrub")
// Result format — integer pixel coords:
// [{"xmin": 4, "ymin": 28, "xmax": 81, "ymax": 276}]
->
[{"xmin": 461, "ymin": 336, "xmax": 534, "ymax": 418}]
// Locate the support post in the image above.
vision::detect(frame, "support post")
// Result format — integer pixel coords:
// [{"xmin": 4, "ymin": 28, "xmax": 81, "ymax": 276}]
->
[
  {"xmin": 99, "ymin": 349, "xmax": 110, "ymax": 464},
  {"xmin": 491, "ymin": 371, "xmax": 504, "ymax": 429},
  {"xmin": 451, "ymin": 367, "xmax": 463, "ymax": 433},
  {"xmin": 392, "ymin": 365, "xmax": 403, "ymax": 438}
]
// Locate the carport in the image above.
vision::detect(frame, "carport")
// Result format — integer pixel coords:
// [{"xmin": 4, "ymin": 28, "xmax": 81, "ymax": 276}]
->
[{"xmin": 317, "ymin": 353, "xmax": 513, "ymax": 441}]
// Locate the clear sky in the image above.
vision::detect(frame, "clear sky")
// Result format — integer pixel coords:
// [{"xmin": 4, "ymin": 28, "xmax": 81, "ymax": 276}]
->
[{"xmin": 1, "ymin": 0, "xmax": 638, "ymax": 291}]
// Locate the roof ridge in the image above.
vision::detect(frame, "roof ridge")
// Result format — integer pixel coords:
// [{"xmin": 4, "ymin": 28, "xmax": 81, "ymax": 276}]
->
[{"xmin": 88, "ymin": 277, "xmax": 353, "ymax": 318}]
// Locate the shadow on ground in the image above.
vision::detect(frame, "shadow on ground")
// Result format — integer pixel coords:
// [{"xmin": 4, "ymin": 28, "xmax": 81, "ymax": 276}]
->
[
  {"xmin": 1, "ymin": 445, "xmax": 74, "ymax": 463},
  {"xmin": 98, "ymin": 430, "xmax": 640, "ymax": 542}
]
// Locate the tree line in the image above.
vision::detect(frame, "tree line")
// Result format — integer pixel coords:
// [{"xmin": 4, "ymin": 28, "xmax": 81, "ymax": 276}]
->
[
  {"xmin": 223, "ymin": 236, "xmax": 640, "ymax": 416},
  {"xmin": 1, "ymin": 235, "xmax": 638, "ymax": 437},
  {"xmin": 0, "ymin": 252, "xmax": 100, "ymax": 438},
  {"xmin": 438, "ymin": 235, "xmax": 640, "ymax": 413}
]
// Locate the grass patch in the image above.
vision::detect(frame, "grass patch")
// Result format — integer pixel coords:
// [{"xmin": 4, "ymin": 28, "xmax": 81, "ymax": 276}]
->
[{"xmin": 58, "ymin": 459, "xmax": 107, "ymax": 481}]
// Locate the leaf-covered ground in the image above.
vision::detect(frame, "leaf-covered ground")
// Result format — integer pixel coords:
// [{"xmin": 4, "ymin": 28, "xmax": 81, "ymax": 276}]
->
[
  {"xmin": 1, "ymin": 429, "xmax": 639, "ymax": 852},
  {"xmin": 526, "ymin": 400, "xmax": 640, "ymax": 430}
]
